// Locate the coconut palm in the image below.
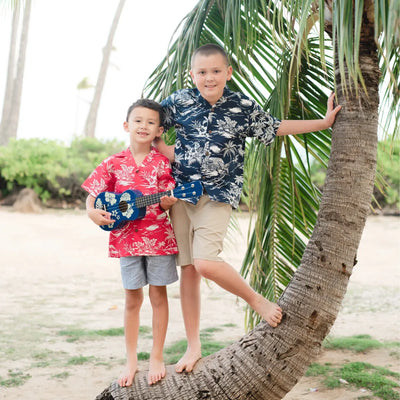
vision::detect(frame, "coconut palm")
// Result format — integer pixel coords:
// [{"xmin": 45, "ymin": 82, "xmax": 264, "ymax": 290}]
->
[
  {"xmin": 84, "ymin": 0, "xmax": 126, "ymax": 138},
  {"xmin": 0, "ymin": 0, "xmax": 32, "ymax": 146},
  {"xmin": 96, "ymin": 0, "xmax": 397, "ymax": 398}
]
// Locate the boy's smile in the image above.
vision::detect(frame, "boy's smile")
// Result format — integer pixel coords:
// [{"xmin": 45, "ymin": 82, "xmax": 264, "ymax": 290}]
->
[
  {"xmin": 123, "ymin": 107, "xmax": 163, "ymax": 147},
  {"xmin": 190, "ymin": 53, "xmax": 233, "ymax": 106}
]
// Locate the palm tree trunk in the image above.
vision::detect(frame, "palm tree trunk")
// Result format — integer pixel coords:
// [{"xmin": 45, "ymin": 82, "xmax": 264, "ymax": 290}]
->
[
  {"xmin": 0, "ymin": 0, "xmax": 31, "ymax": 146},
  {"xmin": 96, "ymin": 3, "xmax": 379, "ymax": 399},
  {"xmin": 84, "ymin": 0, "xmax": 126, "ymax": 138}
]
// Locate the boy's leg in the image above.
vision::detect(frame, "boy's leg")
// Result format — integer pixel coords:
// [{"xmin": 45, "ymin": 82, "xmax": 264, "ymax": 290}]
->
[
  {"xmin": 188, "ymin": 197, "xmax": 282, "ymax": 327},
  {"xmin": 148, "ymin": 285, "xmax": 169, "ymax": 385},
  {"xmin": 194, "ymin": 259, "xmax": 282, "ymax": 327},
  {"xmin": 170, "ymin": 201, "xmax": 202, "ymax": 373},
  {"xmin": 118, "ymin": 288, "xmax": 143, "ymax": 387},
  {"xmin": 175, "ymin": 264, "xmax": 202, "ymax": 373}
]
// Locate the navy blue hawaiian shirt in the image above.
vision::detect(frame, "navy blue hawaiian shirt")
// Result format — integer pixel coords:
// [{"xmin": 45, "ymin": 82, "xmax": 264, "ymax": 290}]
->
[{"xmin": 161, "ymin": 87, "xmax": 281, "ymax": 208}]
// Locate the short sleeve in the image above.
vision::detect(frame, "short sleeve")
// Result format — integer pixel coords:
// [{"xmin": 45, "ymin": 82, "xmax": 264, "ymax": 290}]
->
[
  {"xmin": 247, "ymin": 102, "xmax": 281, "ymax": 147},
  {"xmin": 161, "ymin": 94, "xmax": 177, "ymax": 132},
  {"xmin": 157, "ymin": 158, "xmax": 175, "ymax": 192},
  {"xmin": 81, "ymin": 157, "xmax": 115, "ymax": 197}
]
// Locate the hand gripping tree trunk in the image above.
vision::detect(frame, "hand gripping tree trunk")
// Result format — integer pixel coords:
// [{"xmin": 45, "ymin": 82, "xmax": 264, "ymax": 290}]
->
[{"xmin": 95, "ymin": 7, "xmax": 379, "ymax": 400}]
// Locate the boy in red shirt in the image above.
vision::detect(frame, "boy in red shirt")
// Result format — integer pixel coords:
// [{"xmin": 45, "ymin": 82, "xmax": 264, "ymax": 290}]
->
[{"xmin": 82, "ymin": 99, "xmax": 178, "ymax": 387}]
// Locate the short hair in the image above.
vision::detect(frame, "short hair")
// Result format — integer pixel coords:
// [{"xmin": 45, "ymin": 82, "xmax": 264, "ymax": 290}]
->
[
  {"xmin": 126, "ymin": 99, "xmax": 164, "ymax": 126},
  {"xmin": 191, "ymin": 43, "xmax": 230, "ymax": 68}
]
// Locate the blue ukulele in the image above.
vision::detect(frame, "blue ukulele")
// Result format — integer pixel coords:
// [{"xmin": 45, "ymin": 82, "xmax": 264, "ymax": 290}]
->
[{"xmin": 95, "ymin": 181, "xmax": 203, "ymax": 231}]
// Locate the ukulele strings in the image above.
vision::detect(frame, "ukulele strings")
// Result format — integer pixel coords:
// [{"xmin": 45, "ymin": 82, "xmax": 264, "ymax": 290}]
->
[
  {"xmin": 96, "ymin": 183, "xmax": 200, "ymax": 213},
  {"xmin": 98, "ymin": 191, "xmax": 171, "ymax": 213}
]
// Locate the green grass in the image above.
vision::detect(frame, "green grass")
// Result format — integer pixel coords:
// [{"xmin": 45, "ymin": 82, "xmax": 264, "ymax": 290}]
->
[
  {"xmin": 58, "ymin": 325, "xmax": 152, "ymax": 342},
  {"xmin": 341, "ymin": 362, "xmax": 400, "ymax": 399},
  {"xmin": 137, "ymin": 352, "xmax": 150, "ymax": 360},
  {"xmin": 0, "ymin": 370, "xmax": 31, "ymax": 387},
  {"xmin": 51, "ymin": 371, "xmax": 70, "ymax": 380},
  {"xmin": 324, "ymin": 334, "xmax": 400, "ymax": 353},
  {"xmin": 306, "ymin": 362, "xmax": 332, "ymax": 377},
  {"xmin": 306, "ymin": 362, "xmax": 400, "ymax": 398},
  {"xmin": 305, "ymin": 335, "xmax": 400, "ymax": 400},
  {"xmin": 66, "ymin": 355, "xmax": 96, "ymax": 365},
  {"xmin": 164, "ymin": 327, "xmax": 233, "ymax": 364}
]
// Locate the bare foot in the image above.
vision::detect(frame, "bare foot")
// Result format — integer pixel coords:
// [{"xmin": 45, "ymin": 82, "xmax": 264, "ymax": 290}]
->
[
  {"xmin": 148, "ymin": 355, "xmax": 166, "ymax": 385},
  {"xmin": 118, "ymin": 364, "xmax": 138, "ymax": 387},
  {"xmin": 253, "ymin": 294, "xmax": 282, "ymax": 327},
  {"xmin": 175, "ymin": 347, "xmax": 202, "ymax": 373}
]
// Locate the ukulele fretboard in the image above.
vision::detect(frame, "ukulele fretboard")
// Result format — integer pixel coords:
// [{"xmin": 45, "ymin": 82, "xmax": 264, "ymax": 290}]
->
[{"xmin": 135, "ymin": 190, "xmax": 172, "ymax": 208}]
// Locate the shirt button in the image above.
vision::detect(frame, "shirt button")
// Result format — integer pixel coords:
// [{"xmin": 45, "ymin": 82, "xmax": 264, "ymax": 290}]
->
[
  {"xmin": 208, "ymin": 130, "xmax": 212, "ymax": 133},
  {"xmin": 135, "ymin": 229, "xmax": 139, "ymax": 232},
  {"xmin": 205, "ymin": 151, "xmax": 210, "ymax": 156}
]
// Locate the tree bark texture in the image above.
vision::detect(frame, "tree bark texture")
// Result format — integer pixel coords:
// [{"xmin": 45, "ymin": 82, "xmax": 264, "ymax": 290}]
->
[
  {"xmin": 96, "ymin": 3, "xmax": 379, "ymax": 399},
  {"xmin": 0, "ymin": 0, "xmax": 31, "ymax": 146},
  {"xmin": 84, "ymin": 0, "xmax": 126, "ymax": 138}
]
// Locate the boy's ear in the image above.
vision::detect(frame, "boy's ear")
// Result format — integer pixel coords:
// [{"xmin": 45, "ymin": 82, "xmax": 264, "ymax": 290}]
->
[
  {"xmin": 190, "ymin": 70, "xmax": 195, "ymax": 83},
  {"xmin": 226, "ymin": 65, "xmax": 233, "ymax": 81},
  {"xmin": 156, "ymin": 126, "xmax": 164, "ymax": 137},
  {"xmin": 123, "ymin": 121, "xmax": 129, "ymax": 132}
]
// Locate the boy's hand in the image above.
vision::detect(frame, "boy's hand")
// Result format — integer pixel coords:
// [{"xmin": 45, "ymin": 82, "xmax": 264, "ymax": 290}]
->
[
  {"xmin": 160, "ymin": 195, "xmax": 178, "ymax": 211},
  {"xmin": 87, "ymin": 207, "xmax": 115, "ymax": 226},
  {"xmin": 324, "ymin": 92, "xmax": 342, "ymax": 128},
  {"xmin": 153, "ymin": 137, "xmax": 176, "ymax": 163}
]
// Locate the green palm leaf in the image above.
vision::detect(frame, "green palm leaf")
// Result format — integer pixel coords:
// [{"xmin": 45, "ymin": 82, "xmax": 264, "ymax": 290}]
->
[{"xmin": 143, "ymin": 0, "xmax": 399, "ymax": 330}]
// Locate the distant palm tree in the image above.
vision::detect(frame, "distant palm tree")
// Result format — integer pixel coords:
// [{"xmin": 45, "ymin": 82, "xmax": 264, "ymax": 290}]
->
[
  {"xmin": 94, "ymin": 0, "xmax": 398, "ymax": 398},
  {"xmin": 84, "ymin": 0, "xmax": 126, "ymax": 138},
  {"xmin": 0, "ymin": 0, "xmax": 32, "ymax": 146}
]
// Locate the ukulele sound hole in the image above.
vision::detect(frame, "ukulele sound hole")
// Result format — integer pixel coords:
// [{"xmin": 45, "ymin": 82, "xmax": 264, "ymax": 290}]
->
[{"xmin": 119, "ymin": 201, "xmax": 128, "ymax": 213}]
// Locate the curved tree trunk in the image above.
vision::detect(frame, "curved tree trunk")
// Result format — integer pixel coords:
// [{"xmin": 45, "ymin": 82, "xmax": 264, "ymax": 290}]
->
[
  {"xmin": 96, "ymin": 4, "xmax": 379, "ymax": 400},
  {"xmin": 84, "ymin": 0, "xmax": 126, "ymax": 138},
  {"xmin": 0, "ymin": 0, "xmax": 31, "ymax": 146}
]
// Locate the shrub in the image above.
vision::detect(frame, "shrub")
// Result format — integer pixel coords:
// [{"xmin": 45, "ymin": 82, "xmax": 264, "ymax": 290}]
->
[{"xmin": 0, "ymin": 137, "xmax": 125, "ymax": 203}]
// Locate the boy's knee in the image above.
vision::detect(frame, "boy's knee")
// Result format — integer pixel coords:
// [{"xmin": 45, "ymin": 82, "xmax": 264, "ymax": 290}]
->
[
  {"xmin": 194, "ymin": 259, "xmax": 217, "ymax": 280},
  {"xmin": 149, "ymin": 286, "xmax": 167, "ymax": 308},
  {"xmin": 125, "ymin": 289, "xmax": 144, "ymax": 310}
]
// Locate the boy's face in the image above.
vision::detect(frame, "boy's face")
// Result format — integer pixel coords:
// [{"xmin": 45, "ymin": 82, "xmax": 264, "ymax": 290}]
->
[
  {"xmin": 123, "ymin": 107, "xmax": 163, "ymax": 146},
  {"xmin": 190, "ymin": 53, "xmax": 233, "ymax": 105}
]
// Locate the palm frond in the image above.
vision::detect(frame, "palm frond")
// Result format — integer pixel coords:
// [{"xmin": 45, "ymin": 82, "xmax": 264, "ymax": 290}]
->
[{"xmin": 142, "ymin": 0, "xmax": 398, "ymax": 330}]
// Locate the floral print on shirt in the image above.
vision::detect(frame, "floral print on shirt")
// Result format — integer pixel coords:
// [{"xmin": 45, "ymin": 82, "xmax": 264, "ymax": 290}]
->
[
  {"xmin": 81, "ymin": 147, "xmax": 178, "ymax": 258},
  {"xmin": 161, "ymin": 87, "xmax": 281, "ymax": 208}
]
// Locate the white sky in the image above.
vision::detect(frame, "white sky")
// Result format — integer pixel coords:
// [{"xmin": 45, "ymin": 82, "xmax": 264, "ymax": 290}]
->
[{"xmin": 0, "ymin": 0, "xmax": 199, "ymax": 145}]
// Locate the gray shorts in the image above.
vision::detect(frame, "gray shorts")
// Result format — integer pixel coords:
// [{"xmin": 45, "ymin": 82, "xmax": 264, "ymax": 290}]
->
[{"xmin": 120, "ymin": 255, "xmax": 178, "ymax": 290}]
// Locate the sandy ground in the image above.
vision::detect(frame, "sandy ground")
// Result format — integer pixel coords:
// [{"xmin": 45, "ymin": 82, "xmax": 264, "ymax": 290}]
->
[{"xmin": 0, "ymin": 206, "xmax": 399, "ymax": 400}]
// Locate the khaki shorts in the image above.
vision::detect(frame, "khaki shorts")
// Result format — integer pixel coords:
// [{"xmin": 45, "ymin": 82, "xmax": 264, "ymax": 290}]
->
[{"xmin": 169, "ymin": 195, "xmax": 232, "ymax": 266}]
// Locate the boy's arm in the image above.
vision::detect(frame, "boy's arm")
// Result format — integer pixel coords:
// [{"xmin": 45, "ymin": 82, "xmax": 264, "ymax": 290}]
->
[
  {"xmin": 153, "ymin": 137, "xmax": 175, "ymax": 163},
  {"xmin": 86, "ymin": 194, "xmax": 115, "ymax": 226},
  {"xmin": 277, "ymin": 93, "xmax": 342, "ymax": 136}
]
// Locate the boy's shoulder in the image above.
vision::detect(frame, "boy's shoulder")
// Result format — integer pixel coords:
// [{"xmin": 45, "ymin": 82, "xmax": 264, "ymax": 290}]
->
[
  {"xmin": 103, "ymin": 147, "xmax": 129, "ymax": 162},
  {"xmin": 150, "ymin": 147, "xmax": 172, "ymax": 164},
  {"xmin": 163, "ymin": 88, "xmax": 197, "ymax": 104}
]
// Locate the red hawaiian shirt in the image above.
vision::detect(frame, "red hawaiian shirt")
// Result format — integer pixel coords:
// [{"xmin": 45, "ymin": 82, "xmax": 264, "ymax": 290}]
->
[{"xmin": 82, "ymin": 147, "xmax": 178, "ymax": 258}]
